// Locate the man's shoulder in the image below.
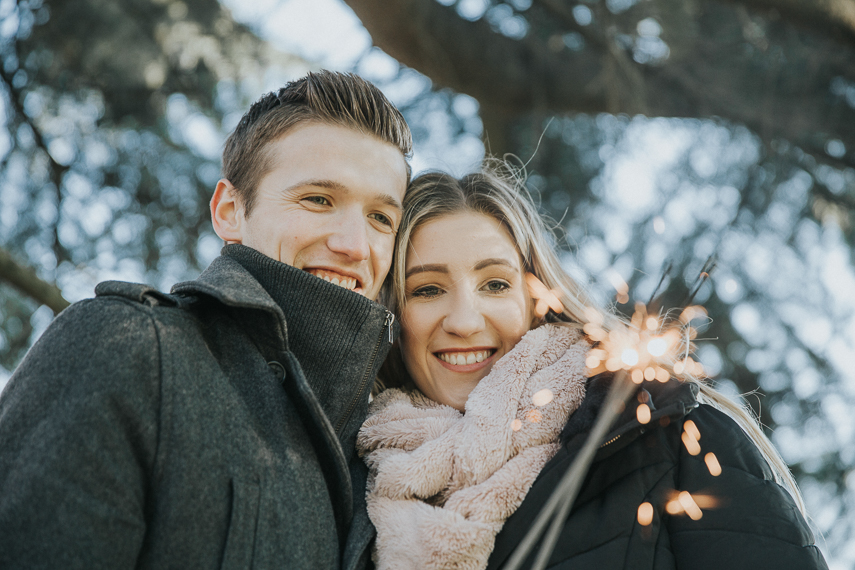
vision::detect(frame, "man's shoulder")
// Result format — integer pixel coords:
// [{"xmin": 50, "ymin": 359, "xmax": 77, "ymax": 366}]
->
[
  {"xmin": 94, "ymin": 280, "xmax": 186, "ymax": 309},
  {"xmin": 52, "ymin": 280, "xmax": 202, "ymax": 331}
]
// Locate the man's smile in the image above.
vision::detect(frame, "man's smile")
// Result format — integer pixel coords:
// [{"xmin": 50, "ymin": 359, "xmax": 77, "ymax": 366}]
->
[{"xmin": 305, "ymin": 268, "xmax": 363, "ymax": 294}]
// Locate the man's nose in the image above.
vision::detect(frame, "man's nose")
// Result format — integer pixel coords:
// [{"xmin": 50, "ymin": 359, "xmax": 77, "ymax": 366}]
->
[
  {"xmin": 441, "ymin": 291, "xmax": 486, "ymax": 338},
  {"xmin": 327, "ymin": 210, "xmax": 371, "ymax": 261}
]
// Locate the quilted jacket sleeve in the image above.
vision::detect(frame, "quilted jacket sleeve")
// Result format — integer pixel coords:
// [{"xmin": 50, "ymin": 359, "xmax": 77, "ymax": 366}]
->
[
  {"xmin": 0, "ymin": 298, "xmax": 161, "ymax": 569},
  {"xmin": 667, "ymin": 404, "xmax": 828, "ymax": 570}
]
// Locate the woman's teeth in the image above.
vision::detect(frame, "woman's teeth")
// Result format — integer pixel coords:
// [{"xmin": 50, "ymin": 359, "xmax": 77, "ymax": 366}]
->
[{"xmin": 436, "ymin": 351, "xmax": 493, "ymax": 366}]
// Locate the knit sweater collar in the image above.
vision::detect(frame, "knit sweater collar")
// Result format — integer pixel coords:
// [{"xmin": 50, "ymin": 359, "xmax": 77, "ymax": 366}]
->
[{"xmin": 223, "ymin": 244, "xmax": 394, "ymax": 457}]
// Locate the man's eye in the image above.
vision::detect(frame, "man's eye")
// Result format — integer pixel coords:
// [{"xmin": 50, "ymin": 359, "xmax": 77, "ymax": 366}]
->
[
  {"xmin": 304, "ymin": 196, "xmax": 331, "ymax": 206},
  {"xmin": 410, "ymin": 285, "xmax": 442, "ymax": 298},
  {"xmin": 483, "ymin": 280, "xmax": 510, "ymax": 293}
]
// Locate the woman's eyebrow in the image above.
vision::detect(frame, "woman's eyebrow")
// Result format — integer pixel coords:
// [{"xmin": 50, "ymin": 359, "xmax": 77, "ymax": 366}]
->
[
  {"xmin": 405, "ymin": 264, "xmax": 448, "ymax": 278},
  {"xmin": 473, "ymin": 258, "xmax": 516, "ymax": 270}
]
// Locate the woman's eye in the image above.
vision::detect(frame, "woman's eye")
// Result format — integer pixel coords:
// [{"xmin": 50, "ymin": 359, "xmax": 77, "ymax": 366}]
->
[
  {"xmin": 483, "ymin": 280, "xmax": 510, "ymax": 293},
  {"xmin": 369, "ymin": 212, "xmax": 394, "ymax": 229},
  {"xmin": 303, "ymin": 196, "xmax": 331, "ymax": 206},
  {"xmin": 410, "ymin": 285, "xmax": 442, "ymax": 298}
]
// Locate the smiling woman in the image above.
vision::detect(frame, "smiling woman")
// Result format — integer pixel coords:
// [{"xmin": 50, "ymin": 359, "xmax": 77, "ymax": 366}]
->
[
  {"xmin": 357, "ymin": 161, "xmax": 826, "ymax": 570},
  {"xmin": 399, "ymin": 212, "xmax": 532, "ymax": 410}
]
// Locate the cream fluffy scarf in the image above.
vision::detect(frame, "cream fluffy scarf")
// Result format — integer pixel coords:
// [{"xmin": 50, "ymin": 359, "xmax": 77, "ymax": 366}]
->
[{"xmin": 357, "ymin": 324, "xmax": 590, "ymax": 570}]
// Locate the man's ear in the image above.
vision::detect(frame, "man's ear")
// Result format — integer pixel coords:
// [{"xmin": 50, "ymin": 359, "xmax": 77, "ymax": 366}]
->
[{"xmin": 210, "ymin": 179, "xmax": 244, "ymax": 243}]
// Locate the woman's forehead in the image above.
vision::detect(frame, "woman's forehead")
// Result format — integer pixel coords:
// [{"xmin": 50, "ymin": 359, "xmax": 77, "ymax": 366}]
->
[{"xmin": 405, "ymin": 212, "xmax": 522, "ymax": 274}]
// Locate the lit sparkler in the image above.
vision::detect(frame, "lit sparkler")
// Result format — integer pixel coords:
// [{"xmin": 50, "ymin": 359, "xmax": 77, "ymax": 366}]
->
[{"xmin": 504, "ymin": 269, "xmax": 715, "ymax": 570}]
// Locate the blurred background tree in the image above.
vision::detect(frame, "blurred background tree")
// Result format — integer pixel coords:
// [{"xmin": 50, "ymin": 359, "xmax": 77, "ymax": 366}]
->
[{"xmin": 1, "ymin": 0, "xmax": 853, "ymax": 565}]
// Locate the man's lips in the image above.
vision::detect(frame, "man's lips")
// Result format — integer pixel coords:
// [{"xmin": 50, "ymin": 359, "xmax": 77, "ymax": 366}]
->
[
  {"xmin": 305, "ymin": 268, "xmax": 365, "ymax": 294},
  {"xmin": 433, "ymin": 348, "xmax": 497, "ymax": 371}
]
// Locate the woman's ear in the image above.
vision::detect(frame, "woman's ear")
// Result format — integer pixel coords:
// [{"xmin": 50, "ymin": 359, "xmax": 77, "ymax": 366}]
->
[{"xmin": 210, "ymin": 179, "xmax": 244, "ymax": 243}]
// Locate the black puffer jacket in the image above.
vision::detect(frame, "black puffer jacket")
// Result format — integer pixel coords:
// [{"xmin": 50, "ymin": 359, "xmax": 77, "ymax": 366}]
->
[{"xmin": 487, "ymin": 375, "xmax": 828, "ymax": 570}]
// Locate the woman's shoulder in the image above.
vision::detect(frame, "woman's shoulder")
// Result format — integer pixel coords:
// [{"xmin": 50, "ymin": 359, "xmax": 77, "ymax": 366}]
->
[{"xmin": 681, "ymin": 402, "xmax": 775, "ymax": 481}]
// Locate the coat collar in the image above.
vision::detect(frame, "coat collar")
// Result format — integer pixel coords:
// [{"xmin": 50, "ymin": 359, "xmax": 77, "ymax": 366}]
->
[{"xmin": 171, "ymin": 252, "xmax": 288, "ymax": 358}]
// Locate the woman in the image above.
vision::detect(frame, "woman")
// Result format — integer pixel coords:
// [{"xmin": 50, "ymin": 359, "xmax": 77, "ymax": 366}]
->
[{"xmin": 357, "ymin": 164, "xmax": 827, "ymax": 570}]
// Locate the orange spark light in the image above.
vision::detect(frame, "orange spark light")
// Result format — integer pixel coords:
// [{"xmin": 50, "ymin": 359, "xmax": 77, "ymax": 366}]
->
[
  {"xmin": 704, "ymin": 452, "xmax": 722, "ymax": 476},
  {"xmin": 678, "ymin": 491, "xmax": 703, "ymax": 520},
  {"xmin": 681, "ymin": 431, "xmax": 701, "ymax": 456},
  {"xmin": 637, "ymin": 403, "xmax": 651, "ymax": 424},
  {"xmin": 526, "ymin": 273, "xmax": 564, "ymax": 318},
  {"xmin": 684, "ymin": 420, "xmax": 701, "ymax": 441},
  {"xmin": 637, "ymin": 502, "xmax": 654, "ymax": 526},
  {"xmin": 665, "ymin": 500, "xmax": 683, "ymax": 515},
  {"xmin": 532, "ymin": 389, "xmax": 554, "ymax": 407}
]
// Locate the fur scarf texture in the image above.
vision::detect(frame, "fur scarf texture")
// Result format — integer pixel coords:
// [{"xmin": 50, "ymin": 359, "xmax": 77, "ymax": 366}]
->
[{"xmin": 358, "ymin": 324, "xmax": 590, "ymax": 570}]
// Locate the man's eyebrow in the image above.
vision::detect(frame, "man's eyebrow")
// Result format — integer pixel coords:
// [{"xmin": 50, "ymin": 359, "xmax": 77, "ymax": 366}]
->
[
  {"xmin": 286, "ymin": 178, "xmax": 347, "ymax": 193},
  {"xmin": 287, "ymin": 179, "xmax": 402, "ymax": 211},
  {"xmin": 473, "ymin": 258, "xmax": 516, "ymax": 271},
  {"xmin": 405, "ymin": 264, "xmax": 448, "ymax": 278}
]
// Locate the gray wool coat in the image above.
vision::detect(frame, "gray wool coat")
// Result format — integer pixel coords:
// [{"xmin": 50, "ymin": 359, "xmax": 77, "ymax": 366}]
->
[{"xmin": 0, "ymin": 245, "xmax": 395, "ymax": 570}]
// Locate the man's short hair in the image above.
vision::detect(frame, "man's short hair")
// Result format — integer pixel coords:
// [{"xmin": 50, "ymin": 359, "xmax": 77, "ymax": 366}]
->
[{"xmin": 222, "ymin": 70, "xmax": 413, "ymax": 215}]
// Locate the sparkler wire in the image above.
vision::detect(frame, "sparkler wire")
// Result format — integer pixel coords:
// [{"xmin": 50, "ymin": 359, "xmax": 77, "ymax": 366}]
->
[{"xmin": 502, "ymin": 371, "xmax": 637, "ymax": 570}]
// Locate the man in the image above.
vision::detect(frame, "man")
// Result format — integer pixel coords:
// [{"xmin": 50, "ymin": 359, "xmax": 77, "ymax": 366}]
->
[{"xmin": 0, "ymin": 71, "xmax": 411, "ymax": 569}]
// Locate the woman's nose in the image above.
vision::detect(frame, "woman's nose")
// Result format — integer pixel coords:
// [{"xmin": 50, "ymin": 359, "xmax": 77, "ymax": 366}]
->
[{"xmin": 441, "ymin": 292, "xmax": 486, "ymax": 338}]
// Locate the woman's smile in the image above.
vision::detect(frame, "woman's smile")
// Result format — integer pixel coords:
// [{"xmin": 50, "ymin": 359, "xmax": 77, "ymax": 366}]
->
[{"xmin": 433, "ymin": 348, "xmax": 497, "ymax": 370}]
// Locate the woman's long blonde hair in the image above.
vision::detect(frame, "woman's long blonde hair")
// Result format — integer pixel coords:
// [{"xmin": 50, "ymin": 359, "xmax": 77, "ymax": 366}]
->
[{"xmin": 382, "ymin": 158, "xmax": 806, "ymax": 515}]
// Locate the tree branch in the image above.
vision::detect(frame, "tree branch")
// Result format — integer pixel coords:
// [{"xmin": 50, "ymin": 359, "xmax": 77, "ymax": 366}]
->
[
  {"xmin": 0, "ymin": 248, "xmax": 70, "ymax": 314},
  {"xmin": 341, "ymin": 0, "xmax": 604, "ymax": 113},
  {"xmin": 343, "ymin": 0, "xmax": 855, "ymax": 168}
]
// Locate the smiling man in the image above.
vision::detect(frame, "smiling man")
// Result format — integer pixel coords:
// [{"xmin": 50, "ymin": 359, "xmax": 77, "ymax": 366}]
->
[{"xmin": 0, "ymin": 71, "xmax": 411, "ymax": 570}]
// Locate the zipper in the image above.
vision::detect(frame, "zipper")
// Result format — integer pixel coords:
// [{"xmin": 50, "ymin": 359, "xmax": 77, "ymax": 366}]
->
[
  {"xmin": 335, "ymin": 309, "xmax": 394, "ymax": 435},
  {"xmin": 600, "ymin": 434, "xmax": 621, "ymax": 448},
  {"xmin": 385, "ymin": 312, "xmax": 395, "ymax": 343}
]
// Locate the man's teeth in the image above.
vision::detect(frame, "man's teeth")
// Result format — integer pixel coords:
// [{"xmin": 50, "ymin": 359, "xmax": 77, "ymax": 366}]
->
[
  {"xmin": 436, "ymin": 351, "xmax": 492, "ymax": 366},
  {"xmin": 308, "ymin": 270, "xmax": 357, "ymax": 291}
]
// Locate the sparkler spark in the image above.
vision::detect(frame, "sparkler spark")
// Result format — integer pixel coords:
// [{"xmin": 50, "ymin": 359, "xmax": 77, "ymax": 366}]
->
[
  {"xmin": 526, "ymin": 273, "xmax": 564, "ymax": 318},
  {"xmin": 705, "ymin": 452, "xmax": 722, "ymax": 476},
  {"xmin": 665, "ymin": 491, "xmax": 718, "ymax": 518},
  {"xmin": 505, "ymin": 275, "xmax": 713, "ymax": 570},
  {"xmin": 681, "ymin": 430, "xmax": 701, "ymax": 456},
  {"xmin": 511, "ymin": 419, "xmax": 522, "ymax": 432},
  {"xmin": 583, "ymin": 302, "xmax": 704, "ymax": 388},
  {"xmin": 532, "ymin": 389, "xmax": 554, "ymax": 407},
  {"xmin": 636, "ymin": 403, "xmax": 651, "ymax": 424},
  {"xmin": 637, "ymin": 502, "xmax": 654, "ymax": 526},
  {"xmin": 607, "ymin": 270, "xmax": 630, "ymax": 304},
  {"xmin": 678, "ymin": 491, "xmax": 703, "ymax": 520},
  {"xmin": 684, "ymin": 420, "xmax": 701, "ymax": 441}
]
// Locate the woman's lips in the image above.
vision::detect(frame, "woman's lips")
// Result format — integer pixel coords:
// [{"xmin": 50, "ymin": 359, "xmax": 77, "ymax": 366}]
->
[{"xmin": 433, "ymin": 349, "xmax": 497, "ymax": 372}]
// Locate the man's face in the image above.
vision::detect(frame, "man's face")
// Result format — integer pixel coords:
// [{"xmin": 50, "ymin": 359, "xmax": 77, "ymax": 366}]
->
[{"xmin": 228, "ymin": 122, "xmax": 408, "ymax": 300}]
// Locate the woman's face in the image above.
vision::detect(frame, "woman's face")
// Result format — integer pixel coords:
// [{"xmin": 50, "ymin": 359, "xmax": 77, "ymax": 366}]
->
[{"xmin": 399, "ymin": 212, "xmax": 532, "ymax": 411}]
